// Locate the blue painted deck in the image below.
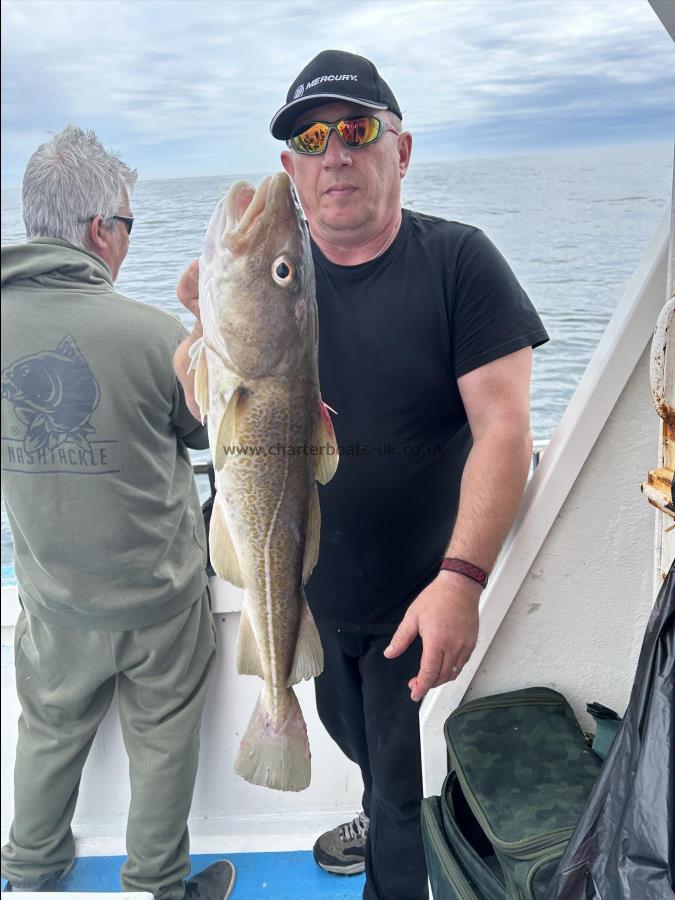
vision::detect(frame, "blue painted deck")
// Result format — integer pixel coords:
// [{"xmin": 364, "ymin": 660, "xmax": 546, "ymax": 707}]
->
[{"xmin": 1, "ymin": 853, "xmax": 365, "ymax": 899}]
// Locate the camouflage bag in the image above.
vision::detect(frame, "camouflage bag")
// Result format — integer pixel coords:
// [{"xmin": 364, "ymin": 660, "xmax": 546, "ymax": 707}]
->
[{"xmin": 422, "ymin": 687, "xmax": 603, "ymax": 900}]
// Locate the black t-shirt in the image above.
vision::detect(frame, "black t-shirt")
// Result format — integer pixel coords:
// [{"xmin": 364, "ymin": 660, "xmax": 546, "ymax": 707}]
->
[{"xmin": 306, "ymin": 209, "xmax": 549, "ymax": 633}]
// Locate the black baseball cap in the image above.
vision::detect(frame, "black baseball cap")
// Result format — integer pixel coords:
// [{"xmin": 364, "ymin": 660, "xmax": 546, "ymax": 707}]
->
[{"xmin": 270, "ymin": 49, "xmax": 402, "ymax": 140}]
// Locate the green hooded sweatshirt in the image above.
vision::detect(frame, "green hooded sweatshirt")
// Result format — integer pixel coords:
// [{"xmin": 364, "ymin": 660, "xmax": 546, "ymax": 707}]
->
[{"xmin": 1, "ymin": 238, "xmax": 209, "ymax": 630}]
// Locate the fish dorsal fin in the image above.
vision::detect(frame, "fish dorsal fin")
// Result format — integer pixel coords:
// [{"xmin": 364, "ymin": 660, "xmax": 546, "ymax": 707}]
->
[
  {"xmin": 302, "ymin": 482, "xmax": 320, "ymax": 585},
  {"xmin": 54, "ymin": 334, "xmax": 85, "ymax": 363},
  {"xmin": 209, "ymin": 497, "xmax": 244, "ymax": 587},
  {"xmin": 214, "ymin": 385, "xmax": 247, "ymax": 470},
  {"xmin": 315, "ymin": 398, "xmax": 339, "ymax": 485}
]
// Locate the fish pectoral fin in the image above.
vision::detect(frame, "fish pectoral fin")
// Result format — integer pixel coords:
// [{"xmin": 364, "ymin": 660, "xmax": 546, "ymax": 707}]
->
[
  {"xmin": 14, "ymin": 406, "xmax": 37, "ymax": 427},
  {"xmin": 209, "ymin": 498, "xmax": 245, "ymax": 587},
  {"xmin": 214, "ymin": 385, "xmax": 245, "ymax": 470},
  {"xmin": 302, "ymin": 483, "xmax": 320, "ymax": 585},
  {"xmin": 287, "ymin": 594, "xmax": 324, "ymax": 686},
  {"xmin": 187, "ymin": 338, "xmax": 209, "ymax": 421},
  {"xmin": 314, "ymin": 398, "xmax": 339, "ymax": 485},
  {"xmin": 194, "ymin": 345, "xmax": 210, "ymax": 422},
  {"xmin": 187, "ymin": 336, "xmax": 204, "ymax": 372},
  {"xmin": 235, "ymin": 604, "xmax": 264, "ymax": 678}
]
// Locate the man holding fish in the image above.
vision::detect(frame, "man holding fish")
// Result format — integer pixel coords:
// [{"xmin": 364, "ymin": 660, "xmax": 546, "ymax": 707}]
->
[{"xmin": 178, "ymin": 49, "xmax": 548, "ymax": 900}]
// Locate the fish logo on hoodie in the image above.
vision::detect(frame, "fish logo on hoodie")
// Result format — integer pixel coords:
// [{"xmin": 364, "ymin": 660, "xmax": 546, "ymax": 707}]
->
[
  {"xmin": 1, "ymin": 335, "xmax": 100, "ymax": 453},
  {"xmin": 1, "ymin": 336, "xmax": 119, "ymax": 475}
]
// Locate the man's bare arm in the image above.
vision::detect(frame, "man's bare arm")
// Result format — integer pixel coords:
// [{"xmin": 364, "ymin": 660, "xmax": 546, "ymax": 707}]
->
[
  {"xmin": 384, "ymin": 347, "xmax": 534, "ymax": 701},
  {"xmin": 446, "ymin": 346, "xmax": 534, "ymax": 570}
]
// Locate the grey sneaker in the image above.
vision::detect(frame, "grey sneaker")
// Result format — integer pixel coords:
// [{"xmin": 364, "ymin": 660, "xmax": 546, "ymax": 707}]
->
[
  {"xmin": 184, "ymin": 860, "xmax": 236, "ymax": 900},
  {"xmin": 313, "ymin": 811, "xmax": 369, "ymax": 875}
]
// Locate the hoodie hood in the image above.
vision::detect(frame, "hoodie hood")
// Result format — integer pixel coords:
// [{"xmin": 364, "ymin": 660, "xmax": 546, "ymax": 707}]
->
[{"xmin": 1, "ymin": 238, "xmax": 114, "ymax": 291}]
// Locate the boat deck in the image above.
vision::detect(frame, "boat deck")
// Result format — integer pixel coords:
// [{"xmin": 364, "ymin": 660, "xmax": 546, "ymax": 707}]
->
[{"xmin": 0, "ymin": 854, "xmax": 365, "ymax": 899}]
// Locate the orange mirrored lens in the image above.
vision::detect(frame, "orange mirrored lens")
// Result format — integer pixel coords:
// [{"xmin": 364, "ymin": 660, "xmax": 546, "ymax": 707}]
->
[
  {"xmin": 292, "ymin": 122, "xmax": 331, "ymax": 153},
  {"xmin": 290, "ymin": 116, "xmax": 382, "ymax": 154},
  {"xmin": 337, "ymin": 116, "xmax": 381, "ymax": 146}
]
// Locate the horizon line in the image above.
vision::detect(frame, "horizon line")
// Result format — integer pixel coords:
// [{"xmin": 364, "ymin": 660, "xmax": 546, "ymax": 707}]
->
[{"xmin": 1, "ymin": 137, "xmax": 672, "ymax": 192}]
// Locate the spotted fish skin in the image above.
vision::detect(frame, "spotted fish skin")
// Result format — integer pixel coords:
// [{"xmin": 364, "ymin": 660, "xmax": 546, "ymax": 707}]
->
[{"xmin": 193, "ymin": 172, "xmax": 338, "ymax": 792}]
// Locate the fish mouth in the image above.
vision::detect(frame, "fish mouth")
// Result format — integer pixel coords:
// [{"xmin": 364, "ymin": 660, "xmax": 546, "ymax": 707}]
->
[
  {"xmin": 221, "ymin": 172, "xmax": 298, "ymax": 256},
  {"xmin": 1, "ymin": 378, "xmax": 17, "ymax": 400}
]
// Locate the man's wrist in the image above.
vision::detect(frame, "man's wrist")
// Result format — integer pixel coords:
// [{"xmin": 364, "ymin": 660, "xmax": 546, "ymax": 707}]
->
[
  {"xmin": 439, "ymin": 557, "xmax": 489, "ymax": 589},
  {"xmin": 436, "ymin": 570, "xmax": 483, "ymax": 606}
]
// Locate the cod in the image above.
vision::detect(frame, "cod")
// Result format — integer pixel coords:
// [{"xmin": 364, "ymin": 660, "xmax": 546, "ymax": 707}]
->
[{"xmin": 190, "ymin": 172, "xmax": 338, "ymax": 792}]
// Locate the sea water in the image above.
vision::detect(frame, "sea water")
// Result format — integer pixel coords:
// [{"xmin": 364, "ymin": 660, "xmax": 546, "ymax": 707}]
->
[{"xmin": 1, "ymin": 142, "xmax": 672, "ymax": 575}]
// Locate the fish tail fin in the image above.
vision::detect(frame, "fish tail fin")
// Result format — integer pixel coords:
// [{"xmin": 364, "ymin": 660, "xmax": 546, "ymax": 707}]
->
[
  {"xmin": 287, "ymin": 593, "xmax": 324, "ymax": 686},
  {"xmin": 234, "ymin": 688, "xmax": 310, "ymax": 792}
]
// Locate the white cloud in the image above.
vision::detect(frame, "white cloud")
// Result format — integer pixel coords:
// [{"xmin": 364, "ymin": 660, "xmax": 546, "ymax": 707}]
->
[{"xmin": 1, "ymin": 0, "xmax": 673, "ymax": 183}]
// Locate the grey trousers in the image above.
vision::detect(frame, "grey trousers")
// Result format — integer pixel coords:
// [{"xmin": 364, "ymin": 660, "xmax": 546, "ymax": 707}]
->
[{"xmin": 1, "ymin": 589, "xmax": 216, "ymax": 900}]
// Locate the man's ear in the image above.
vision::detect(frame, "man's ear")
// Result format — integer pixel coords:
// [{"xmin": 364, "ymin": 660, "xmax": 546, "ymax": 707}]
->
[
  {"xmin": 87, "ymin": 214, "xmax": 109, "ymax": 251},
  {"xmin": 397, "ymin": 132, "xmax": 413, "ymax": 179},
  {"xmin": 281, "ymin": 150, "xmax": 294, "ymax": 179}
]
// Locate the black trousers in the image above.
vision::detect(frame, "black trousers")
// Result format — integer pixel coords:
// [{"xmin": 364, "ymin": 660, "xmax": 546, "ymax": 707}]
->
[{"xmin": 314, "ymin": 621, "xmax": 428, "ymax": 900}]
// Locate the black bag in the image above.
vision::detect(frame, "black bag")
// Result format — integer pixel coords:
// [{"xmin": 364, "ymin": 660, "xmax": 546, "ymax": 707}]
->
[
  {"xmin": 422, "ymin": 687, "xmax": 603, "ymax": 900},
  {"xmin": 585, "ymin": 702, "xmax": 621, "ymax": 762},
  {"xmin": 545, "ymin": 562, "xmax": 675, "ymax": 900}
]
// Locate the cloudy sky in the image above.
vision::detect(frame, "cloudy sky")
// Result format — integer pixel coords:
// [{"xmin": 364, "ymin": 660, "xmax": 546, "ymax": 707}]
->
[{"xmin": 1, "ymin": 0, "xmax": 673, "ymax": 186}]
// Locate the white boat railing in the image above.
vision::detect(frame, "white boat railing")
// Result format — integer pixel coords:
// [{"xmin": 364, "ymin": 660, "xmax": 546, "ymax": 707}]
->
[
  {"xmin": 531, "ymin": 438, "xmax": 548, "ymax": 471},
  {"xmin": 419, "ymin": 205, "xmax": 671, "ymax": 795}
]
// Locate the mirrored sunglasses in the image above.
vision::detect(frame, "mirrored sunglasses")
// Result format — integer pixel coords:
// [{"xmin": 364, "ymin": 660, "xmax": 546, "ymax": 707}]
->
[{"xmin": 289, "ymin": 115, "xmax": 398, "ymax": 155}]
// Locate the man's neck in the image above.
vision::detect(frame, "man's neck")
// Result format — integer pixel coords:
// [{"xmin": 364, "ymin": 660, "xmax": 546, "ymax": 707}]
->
[{"xmin": 311, "ymin": 210, "xmax": 403, "ymax": 266}]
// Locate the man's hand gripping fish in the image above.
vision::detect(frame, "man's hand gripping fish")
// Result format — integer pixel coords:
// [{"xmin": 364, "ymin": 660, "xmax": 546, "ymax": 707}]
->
[{"xmin": 189, "ymin": 172, "xmax": 338, "ymax": 792}]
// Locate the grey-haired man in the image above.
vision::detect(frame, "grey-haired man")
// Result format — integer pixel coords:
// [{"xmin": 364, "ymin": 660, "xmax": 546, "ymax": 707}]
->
[
  {"xmin": 270, "ymin": 50, "xmax": 549, "ymax": 899},
  {"xmin": 1, "ymin": 127, "xmax": 234, "ymax": 900}
]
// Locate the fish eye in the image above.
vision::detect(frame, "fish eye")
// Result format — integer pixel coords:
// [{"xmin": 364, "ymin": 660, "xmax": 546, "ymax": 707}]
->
[{"xmin": 271, "ymin": 256, "xmax": 295, "ymax": 287}]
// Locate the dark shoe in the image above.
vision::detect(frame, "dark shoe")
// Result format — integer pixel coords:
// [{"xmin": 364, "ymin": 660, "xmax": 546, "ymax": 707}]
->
[
  {"xmin": 184, "ymin": 860, "xmax": 236, "ymax": 900},
  {"xmin": 3, "ymin": 861, "xmax": 74, "ymax": 892},
  {"xmin": 313, "ymin": 811, "xmax": 369, "ymax": 875}
]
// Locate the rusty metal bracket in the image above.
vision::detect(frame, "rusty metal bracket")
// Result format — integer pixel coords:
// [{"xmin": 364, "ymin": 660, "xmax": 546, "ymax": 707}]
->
[
  {"xmin": 643, "ymin": 299, "xmax": 675, "ymax": 522},
  {"xmin": 645, "ymin": 156, "xmax": 674, "ymax": 588},
  {"xmin": 642, "ymin": 467, "xmax": 675, "ymax": 518}
]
